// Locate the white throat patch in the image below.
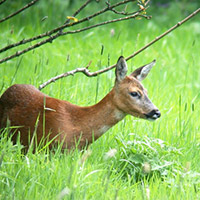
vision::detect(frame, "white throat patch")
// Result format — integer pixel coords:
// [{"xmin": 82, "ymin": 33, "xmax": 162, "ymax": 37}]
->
[
  {"xmin": 99, "ymin": 125, "xmax": 111, "ymax": 135},
  {"xmin": 114, "ymin": 110, "xmax": 125, "ymax": 121}
]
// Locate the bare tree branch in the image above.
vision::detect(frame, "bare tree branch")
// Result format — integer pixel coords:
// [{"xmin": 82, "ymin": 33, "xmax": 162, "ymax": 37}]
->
[
  {"xmin": 38, "ymin": 7, "xmax": 200, "ymax": 90},
  {"xmin": 0, "ymin": 0, "xmax": 40, "ymax": 24},
  {"xmin": 0, "ymin": 0, "xmax": 135, "ymax": 54},
  {"xmin": 0, "ymin": 11, "xmax": 149, "ymax": 64},
  {"xmin": 0, "ymin": 0, "xmax": 93, "ymax": 54}
]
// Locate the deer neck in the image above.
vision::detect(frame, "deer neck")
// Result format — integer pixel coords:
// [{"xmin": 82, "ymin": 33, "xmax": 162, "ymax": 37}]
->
[{"xmin": 78, "ymin": 89, "xmax": 126, "ymax": 140}]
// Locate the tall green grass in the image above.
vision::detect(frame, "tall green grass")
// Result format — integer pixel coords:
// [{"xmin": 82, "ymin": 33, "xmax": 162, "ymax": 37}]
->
[{"xmin": 0, "ymin": 1, "xmax": 200, "ymax": 199}]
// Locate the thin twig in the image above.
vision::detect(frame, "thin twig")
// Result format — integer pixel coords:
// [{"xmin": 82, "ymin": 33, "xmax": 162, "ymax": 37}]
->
[
  {"xmin": 64, "ymin": 0, "xmax": 92, "ymax": 24},
  {"xmin": 0, "ymin": 0, "xmax": 6, "ymax": 5},
  {"xmin": 39, "ymin": 68, "xmax": 91, "ymax": 90},
  {"xmin": 0, "ymin": 0, "xmax": 135, "ymax": 54},
  {"xmin": 0, "ymin": 0, "xmax": 40, "ymax": 23},
  {"xmin": 109, "ymin": 7, "xmax": 144, "ymax": 16},
  {"xmin": 0, "ymin": 12, "xmax": 149, "ymax": 64},
  {"xmin": 144, "ymin": 0, "xmax": 151, "ymax": 6},
  {"xmin": 125, "ymin": 7, "xmax": 200, "ymax": 61},
  {"xmin": 106, "ymin": 1, "xmax": 140, "ymax": 16},
  {"xmin": 38, "ymin": 7, "xmax": 200, "ymax": 90}
]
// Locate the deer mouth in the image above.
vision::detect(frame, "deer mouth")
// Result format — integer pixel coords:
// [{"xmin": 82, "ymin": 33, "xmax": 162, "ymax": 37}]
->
[{"xmin": 144, "ymin": 109, "xmax": 161, "ymax": 121}]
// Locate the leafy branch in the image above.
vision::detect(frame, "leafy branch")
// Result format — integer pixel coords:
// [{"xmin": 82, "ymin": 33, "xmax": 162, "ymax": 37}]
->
[{"xmin": 38, "ymin": 7, "xmax": 200, "ymax": 90}]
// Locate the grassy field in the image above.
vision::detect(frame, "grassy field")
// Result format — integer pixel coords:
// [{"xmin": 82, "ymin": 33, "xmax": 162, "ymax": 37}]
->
[{"xmin": 0, "ymin": 1, "xmax": 200, "ymax": 199}]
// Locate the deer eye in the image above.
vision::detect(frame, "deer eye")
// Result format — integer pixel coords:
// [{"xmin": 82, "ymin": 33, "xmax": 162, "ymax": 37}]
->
[{"xmin": 130, "ymin": 92, "xmax": 140, "ymax": 98}]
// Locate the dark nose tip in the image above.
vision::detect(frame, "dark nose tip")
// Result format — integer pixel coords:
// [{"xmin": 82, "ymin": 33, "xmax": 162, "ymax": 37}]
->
[
  {"xmin": 145, "ymin": 109, "xmax": 161, "ymax": 120},
  {"xmin": 154, "ymin": 109, "xmax": 161, "ymax": 118}
]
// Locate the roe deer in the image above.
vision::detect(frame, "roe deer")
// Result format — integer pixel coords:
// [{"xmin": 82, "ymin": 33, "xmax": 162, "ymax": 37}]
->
[{"xmin": 0, "ymin": 56, "xmax": 160, "ymax": 150}]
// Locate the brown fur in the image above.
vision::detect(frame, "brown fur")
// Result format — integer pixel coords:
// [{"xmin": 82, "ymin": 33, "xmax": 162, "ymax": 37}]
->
[{"xmin": 0, "ymin": 58, "xmax": 160, "ymax": 150}]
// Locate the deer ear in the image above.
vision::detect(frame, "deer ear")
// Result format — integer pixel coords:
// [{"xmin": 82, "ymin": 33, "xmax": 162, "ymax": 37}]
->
[
  {"xmin": 115, "ymin": 56, "xmax": 128, "ymax": 83},
  {"xmin": 130, "ymin": 60, "xmax": 156, "ymax": 81}
]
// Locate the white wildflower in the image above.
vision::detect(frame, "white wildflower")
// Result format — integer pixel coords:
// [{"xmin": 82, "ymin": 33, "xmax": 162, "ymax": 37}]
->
[{"xmin": 104, "ymin": 148, "xmax": 117, "ymax": 160}]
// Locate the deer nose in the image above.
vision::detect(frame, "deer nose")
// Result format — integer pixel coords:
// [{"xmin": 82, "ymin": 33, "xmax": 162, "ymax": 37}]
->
[{"xmin": 145, "ymin": 109, "xmax": 161, "ymax": 120}]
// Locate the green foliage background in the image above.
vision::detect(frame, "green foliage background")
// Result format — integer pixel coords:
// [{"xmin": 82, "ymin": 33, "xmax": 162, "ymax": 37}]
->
[{"xmin": 0, "ymin": 0, "xmax": 200, "ymax": 199}]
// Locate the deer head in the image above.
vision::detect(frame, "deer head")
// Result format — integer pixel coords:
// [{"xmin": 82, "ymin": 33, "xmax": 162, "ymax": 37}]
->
[{"xmin": 113, "ymin": 56, "xmax": 161, "ymax": 121}]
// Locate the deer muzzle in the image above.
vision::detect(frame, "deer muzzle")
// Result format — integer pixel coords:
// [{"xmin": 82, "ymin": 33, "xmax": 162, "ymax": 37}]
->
[{"xmin": 145, "ymin": 109, "xmax": 161, "ymax": 121}]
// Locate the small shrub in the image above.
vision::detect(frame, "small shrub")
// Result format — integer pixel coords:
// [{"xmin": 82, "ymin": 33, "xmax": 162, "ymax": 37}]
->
[{"xmin": 112, "ymin": 133, "xmax": 184, "ymax": 182}]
